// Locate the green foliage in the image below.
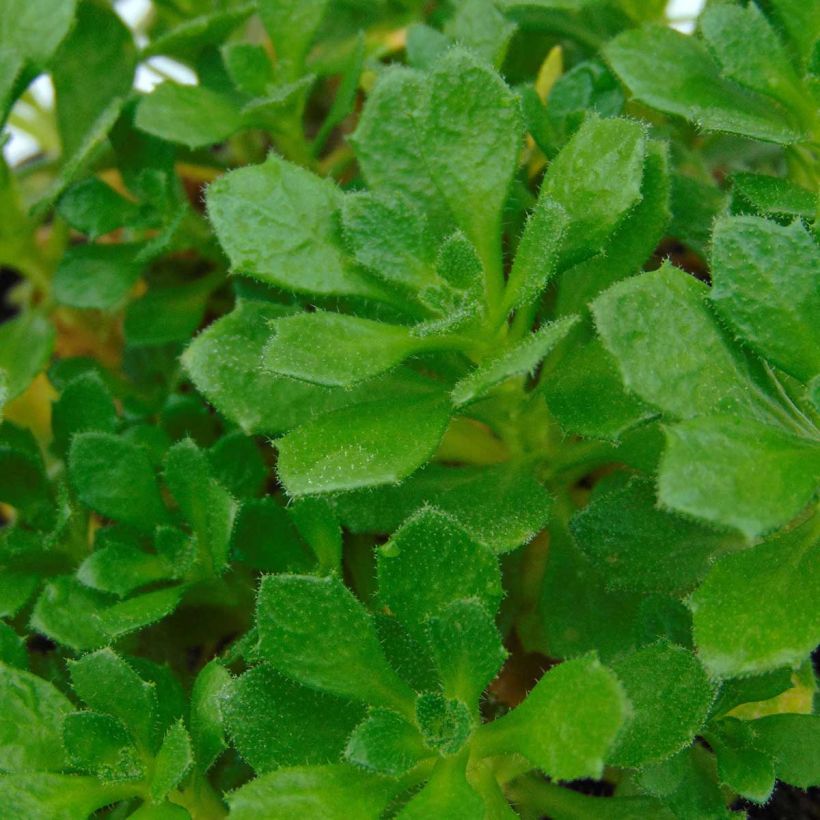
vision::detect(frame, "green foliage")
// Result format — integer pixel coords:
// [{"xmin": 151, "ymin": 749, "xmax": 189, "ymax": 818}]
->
[{"xmin": 1, "ymin": 0, "xmax": 818, "ymax": 816}]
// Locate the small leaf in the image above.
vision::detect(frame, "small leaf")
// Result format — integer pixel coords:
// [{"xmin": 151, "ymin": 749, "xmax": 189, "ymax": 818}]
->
[
  {"xmin": 69, "ymin": 649, "xmax": 157, "ymax": 751},
  {"xmin": 151, "ymin": 720, "xmax": 193, "ymax": 802},
  {"xmin": 690, "ymin": 517, "xmax": 820, "ymax": 677},
  {"xmin": 608, "ymin": 642, "xmax": 714, "ymax": 768},
  {"xmin": 345, "ymin": 709, "xmax": 429, "ymax": 776},
  {"xmin": 571, "ymin": 477, "xmax": 733, "ymax": 594},
  {"xmin": 427, "ymin": 600, "xmax": 507, "ymax": 705},
  {"xmin": 224, "ymin": 664, "xmax": 364, "ymax": 774},
  {"xmin": 592, "ymin": 263, "xmax": 756, "ymax": 420},
  {"xmin": 51, "ymin": 372, "xmax": 117, "ymax": 456},
  {"xmin": 62, "ymin": 712, "xmax": 144, "ymax": 782},
  {"xmin": 659, "ymin": 415, "xmax": 820, "ymax": 539},
  {"xmin": 164, "ymin": 439, "xmax": 237, "ymax": 576},
  {"xmin": 474, "ymin": 655, "xmax": 627, "ymax": 780},
  {"xmin": 417, "ymin": 48, "xmax": 522, "ymax": 273},
  {"xmin": 539, "ymin": 115, "xmax": 646, "ymax": 267},
  {"xmin": 136, "ymin": 83, "xmax": 242, "ymax": 149},
  {"xmin": 276, "ymin": 393, "xmax": 452, "ymax": 496},
  {"xmin": 604, "ymin": 25, "xmax": 802, "ymax": 143},
  {"xmin": 452, "ymin": 315, "xmax": 579, "ymax": 406},
  {"xmin": 707, "ymin": 718, "xmax": 775, "ymax": 804},
  {"xmin": 263, "ymin": 312, "xmax": 423, "ymax": 388},
  {"xmin": 189, "ymin": 661, "xmax": 229, "ymax": 773},
  {"xmin": 710, "ymin": 215, "xmax": 820, "ymax": 383},
  {"xmin": 415, "ymin": 692, "xmax": 473, "ymax": 755},
  {"xmin": 398, "ymin": 754, "xmax": 485, "ymax": 819},
  {"xmin": 256, "ymin": 574, "xmax": 415, "ymax": 712},
  {"xmin": 69, "ymin": 432, "xmax": 168, "ymax": 532},
  {"xmin": 183, "ymin": 300, "xmax": 334, "ymax": 436},
  {"xmin": 751, "ymin": 714, "xmax": 820, "ymax": 789},
  {"xmin": 377, "ymin": 508, "xmax": 502, "ymax": 643},
  {"xmin": 0, "ymin": 313, "xmax": 55, "ymax": 404},
  {"xmin": 0, "ymin": 662, "xmax": 73, "ymax": 772},
  {"xmin": 206, "ymin": 154, "xmax": 385, "ymax": 299},
  {"xmin": 333, "ymin": 462, "xmax": 552, "ymax": 554},
  {"xmin": 227, "ymin": 764, "xmax": 400, "ymax": 820},
  {"xmin": 503, "ymin": 197, "xmax": 567, "ymax": 313},
  {"xmin": 78, "ymin": 541, "xmax": 172, "ymax": 597}
]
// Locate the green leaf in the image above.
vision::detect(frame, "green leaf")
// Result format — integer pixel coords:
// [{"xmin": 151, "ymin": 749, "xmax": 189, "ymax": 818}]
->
[
  {"xmin": 69, "ymin": 649, "xmax": 158, "ymax": 751},
  {"xmin": 377, "ymin": 508, "xmax": 502, "ymax": 643},
  {"xmin": 427, "ymin": 599, "xmax": 506, "ymax": 705},
  {"xmin": 453, "ymin": 315, "xmax": 578, "ymax": 406},
  {"xmin": 503, "ymin": 197, "xmax": 567, "ymax": 313},
  {"xmin": 0, "ymin": 0, "xmax": 76, "ymax": 68},
  {"xmin": 224, "ymin": 664, "xmax": 364, "ymax": 774},
  {"xmin": 637, "ymin": 746, "xmax": 731, "ymax": 819},
  {"xmin": 206, "ymin": 154, "xmax": 385, "ymax": 299},
  {"xmin": 0, "ymin": 773, "xmax": 134, "ymax": 820},
  {"xmin": 184, "ymin": 300, "xmax": 330, "ymax": 435},
  {"xmin": 263, "ymin": 312, "xmax": 423, "ymax": 388},
  {"xmin": 190, "ymin": 660, "xmax": 229, "ymax": 773},
  {"xmin": 30, "ymin": 576, "xmax": 112, "ymax": 652},
  {"xmin": 258, "ymin": 0, "xmax": 329, "ymax": 74},
  {"xmin": 444, "ymin": 0, "xmax": 517, "ymax": 68},
  {"xmin": 227, "ymin": 764, "xmax": 399, "ymax": 820},
  {"xmin": 164, "ymin": 439, "xmax": 237, "ymax": 576},
  {"xmin": 474, "ymin": 655, "xmax": 627, "ymax": 780},
  {"xmin": 151, "ymin": 720, "xmax": 193, "ymax": 802},
  {"xmin": 287, "ymin": 497, "xmax": 342, "ymax": 572},
  {"xmin": 53, "ymin": 243, "xmax": 143, "ymax": 310},
  {"xmin": 730, "ymin": 172, "xmax": 816, "ymax": 221},
  {"xmin": 709, "ymin": 216, "xmax": 820, "ymax": 384},
  {"xmin": 51, "ymin": 0, "xmax": 136, "ymax": 159},
  {"xmin": 77, "ymin": 541, "xmax": 172, "ymax": 597},
  {"xmin": 766, "ymin": 0, "xmax": 820, "ymax": 66},
  {"xmin": 255, "ymin": 574, "xmax": 416, "ymax": 712},
  {"xmin": 537, "ymin": 526, "xmax": 642, "ymax": 661},
  {"xmin": 345, "ymin": 709, "xmax": 429, "ymax": 776},
  {"xmin": 0, "ymin": 313, "xmax": 55, "ymax": 403},
  {"xmin": 124, "ymin": 278, "xmax": 216, "ymax": 348},
  {"xmin": 0, "ymin": 422, "xmax": 52, "ymax": 525},
  {"xmin": 69, "ymin": 432, "xmax": 169, "ymax": 532},
  {"xmin": 231, "ymin": 497, "xmax": 313, "ymax": 573},
  {"xmin": 341, "ymin": 191, "xmax": 435, "ymax": 296},
  {"xmin": 539, "ymin": 115, "xmax": 646, "ymax": 267},
  {"xmin": 143, "ymin": 6, "xmax": 254, "ymax": 61},
  {"xmin": 608, "ymin": 643, "xmax": 714, "ymax": 768},
  {"xmin": 136, "ymin": 83, "xmax": 242, "ymax": 149},
  {"xmin": 710, "ymin": 669, "xmax": 793, "ymax": 719},
  {"xmin": 52, "ymin": 372, "xmax": 117, "ymax": 456},
  {"xmin": 276, "ymin": 393, "xmax": 452, "ymax": 496},
  {"xmin": 62, "ymin": 712, "xmax": 144, "ymax": 782},
  {"xmin": 571, "ymin": 477, "xmax": 733, "ymax": 594},
  {"xmin": 415, "ymin": 692, "xmax": 473, "ymax": 754},
  {"xmin": 690, "ymin": 517, "xmax": 820, "ymax": 677},
  {"xmin": 659, "ymin": 415, "xmax": 820, "ymax": 539},
  {"xmin": 57, "ymin": 178, "xmax": 149, "ymax": 239},
  {"xmin": 95, "ymin": 585, "xmax": 184, "ymax": 642},
  {"xmin": 751, "ymin": 714, "xmax": 820, "ymax": 789},
  {"xmin": 207, "ymin": 431, "xmax": 266, "ymax": 498},
  {"xmin": 333, "ymin": 462, "xmax": 553, "ymax": 554},
  {"xmin": 0, "ymin": 622, "xmax": 27, "ymax": 669},
  {"xmin": 592, "ymin": 263, "xmax": 756, "ymax": 420},
  {"xmin": 554, "ymin": 138, "xmax": 671, "ymax": 315},
  {"xmin": 543, "ymin": 335, "xmax": 654, "ymax": 441},
  {"xmin": 399, "ymin": 754, "xmax": 484, "ymax": 819},
  {"xmin": 351, "ymin": 68, "xmax": 451, "ymax": 238},
  {"xmin": 706, "ymin": 718, "xmax": 775, "ymax": 804},
  {"xmin": 604, "ymin": 25, "xmax": 802, "ymax": 144},
  {"xmin": 417, "ymin": 48, "xmax": 522, "ymax": 275},
  {"xmin": 699, "ymin": 4, "xmax": 808, "ymax": 121},
  {"xmin": 0, "ymin": 662, "xmax": 72, "ymax": 772}
]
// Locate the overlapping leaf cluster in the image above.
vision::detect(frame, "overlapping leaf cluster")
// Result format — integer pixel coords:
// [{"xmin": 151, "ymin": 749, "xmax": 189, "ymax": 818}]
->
[{"xmin": 0, "ymin": 0, "xmax": 818, "ymax": 818}]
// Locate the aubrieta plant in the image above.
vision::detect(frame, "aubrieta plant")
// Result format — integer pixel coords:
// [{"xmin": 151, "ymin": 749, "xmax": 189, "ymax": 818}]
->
[{"xmin": 0, "ymin": 0, "xmax": 818, "ymax": 817}]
